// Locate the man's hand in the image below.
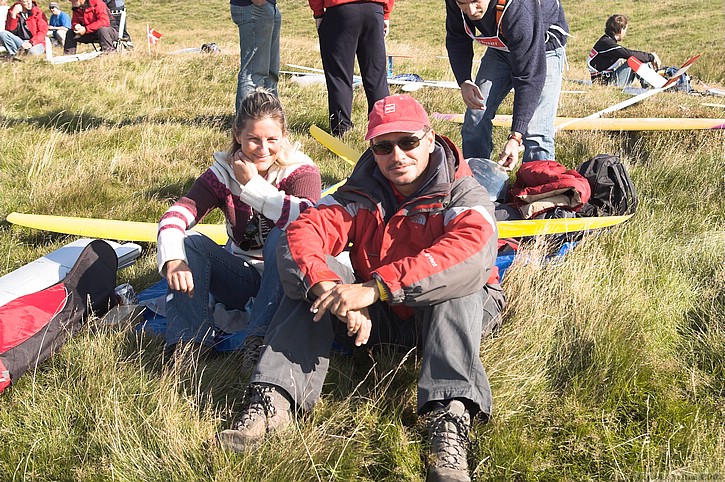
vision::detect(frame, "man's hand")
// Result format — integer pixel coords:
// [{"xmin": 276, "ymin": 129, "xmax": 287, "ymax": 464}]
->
[
  {"xmin": 165, "ymin": 259, "xmax": 194, "ymax": 297},
  {"xmin": 460, "ymin": 80, "xmax": 485, "ymax": 110},
  {"xmin": 230, "ymin": 149, "xmax": 258, "ymax": 185},
  {"xmin": 497, "ymin": 138, "xmax": 521, "ymax": 171},
  {"xmin": 341, "ymin": 307, "xmax": 372, "ymax": 346},
  {"xmin": 74, "ymin": 24, "xmax": 86, "ymax": 36},
  {"xmin": 21, "ymin": 41, "xmax": 32, "ymax": 50},
  {"xmin": 383, "ymin": 19, "xmax": 390, "ymax": 38},
  {"xmin": 315, "ymin": 17, "xmax": 322, "ymax": 30},
  {"xmin": 310, "ymin": 280, "xmax": 379, "ymax": 322}
]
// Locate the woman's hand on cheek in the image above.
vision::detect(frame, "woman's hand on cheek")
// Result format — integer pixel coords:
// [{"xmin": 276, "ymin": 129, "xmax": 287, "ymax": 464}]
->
[{"xmin": 231, "ymin": 150, "xmax": 258, "ymax": 185}]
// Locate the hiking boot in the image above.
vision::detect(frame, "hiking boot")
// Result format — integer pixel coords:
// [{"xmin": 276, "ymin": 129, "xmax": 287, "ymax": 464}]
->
[
  {"xmin": 217, "ymin": 383, "xmax": 292, "ymax": 452},
  {"xmin": 426, "ymin": 400, "xmax": 471, "ymax": 482},
  {"xmin": 240, "ymin": 335, "xmax": 265, "ymax": 371}
]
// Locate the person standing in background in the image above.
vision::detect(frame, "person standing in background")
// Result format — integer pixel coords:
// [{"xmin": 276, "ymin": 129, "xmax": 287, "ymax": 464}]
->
[
  {"xmin": 310, "ymin": 0, "xmax": 392, "ymax": 137},
  {"xmin": 445, "ymin": 0, "xmax": 568, "ymax": 170},
  {"xmin": 231, "ymin": 0, "xmax": 281, "ymax": 114}
]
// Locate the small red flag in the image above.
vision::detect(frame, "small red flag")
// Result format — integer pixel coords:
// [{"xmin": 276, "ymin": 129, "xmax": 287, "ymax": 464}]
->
[{"xmin": 147, "ymin": 27, "xmax": 162, "ymax": 45}]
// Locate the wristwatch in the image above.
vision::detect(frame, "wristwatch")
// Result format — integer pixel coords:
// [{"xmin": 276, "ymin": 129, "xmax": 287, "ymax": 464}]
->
[{"xmin": 507, "ymin": 132, "xmax": 523, "ymax": 146}]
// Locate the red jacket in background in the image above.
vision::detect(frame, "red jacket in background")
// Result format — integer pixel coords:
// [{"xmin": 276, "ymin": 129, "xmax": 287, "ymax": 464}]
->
[
  {"xmin": 308, "ymin": 0, "xmax": 394, "ymax": 20},
  {"xmin": 70, "ymin": 0, "xmax": 110, "ymax": 34},
  {"xmin": 5, "ymin": 0, "xmax": 48, "ymax": 47}
]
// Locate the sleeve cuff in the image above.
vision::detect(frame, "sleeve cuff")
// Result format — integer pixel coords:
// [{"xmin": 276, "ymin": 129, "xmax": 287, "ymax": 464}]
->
[{"xmin": 238, "ymin": 174, "xmax": 279, "ymax": 212}]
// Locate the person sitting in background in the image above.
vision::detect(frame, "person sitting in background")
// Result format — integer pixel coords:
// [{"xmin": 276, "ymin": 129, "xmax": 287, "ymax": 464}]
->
[
  {"xmin": 218, "ymin": 94, "xmax": 505, "ymax": 482},
  {"xmin": 587, "ymin": 14, "xmax": 661, "ymax": 87},
  {"xmin": 156, "ymin": 88, "xmax": 321, "ymax": 367},
  {"xmin": 63, "ymin": 0, "xmax": 116, "ymax": 54},
  {"xmin": 47, "ymin": 1, "xmax": 69, "ymax": 46},
  {"xmin": 102, "ymin": 0, "xmax": 131, "ymax": 48},
  {"xmin": 0, "ymin": 0, "xmax": 48, "ymax": 58}
]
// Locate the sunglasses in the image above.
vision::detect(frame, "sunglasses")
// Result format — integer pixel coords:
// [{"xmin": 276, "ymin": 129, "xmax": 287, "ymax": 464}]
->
[{"xmin": 370, "ymin": 130, "xmax": 428, "ymax": 155}]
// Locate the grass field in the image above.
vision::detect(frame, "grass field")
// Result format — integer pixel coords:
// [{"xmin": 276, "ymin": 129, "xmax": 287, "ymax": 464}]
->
[{"xmin": 1, "ymin": 0, "xmax": 724, "ymax": 480}]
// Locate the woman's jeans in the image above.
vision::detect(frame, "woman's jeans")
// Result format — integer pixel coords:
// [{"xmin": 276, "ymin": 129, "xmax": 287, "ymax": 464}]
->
[{"xmin": 164, "ymin": 228, "xmax": 285, "ymax": 347}]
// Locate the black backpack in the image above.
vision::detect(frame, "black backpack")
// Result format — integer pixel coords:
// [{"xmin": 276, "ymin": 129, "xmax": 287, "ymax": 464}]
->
[
  {"xmin": 0, "ymin": 240, "xmax": 117, "ymax": 394},
  {"xmin": 576, "ymin": 154, "xmax": 638, "ymax": 217}
]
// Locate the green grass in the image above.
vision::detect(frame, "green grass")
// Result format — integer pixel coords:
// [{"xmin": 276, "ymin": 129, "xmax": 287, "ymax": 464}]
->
[{"xmin": 1, "ymin": 0, "xmax": 725, "ymax": 480}]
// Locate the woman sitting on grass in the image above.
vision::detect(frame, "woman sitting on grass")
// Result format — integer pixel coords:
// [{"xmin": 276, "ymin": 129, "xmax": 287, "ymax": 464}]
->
[{"xmin": 156, "ymin": 88, "xmax": 321, "ymax": 367}]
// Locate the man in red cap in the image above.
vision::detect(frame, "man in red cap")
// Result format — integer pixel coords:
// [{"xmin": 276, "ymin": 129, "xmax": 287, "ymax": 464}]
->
[{"xmin": 219, "ymin": 94, "xmax": 505, "ymax": 482}]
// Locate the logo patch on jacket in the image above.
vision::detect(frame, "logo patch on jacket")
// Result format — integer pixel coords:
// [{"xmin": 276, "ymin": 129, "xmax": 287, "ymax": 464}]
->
[
  {"xmin": 424, "ymin": 252, "xmax": 438, "ymax": 267},
  {"xmin": 411, "ymin": 213, "xmax": 426, "ymax": 225}
]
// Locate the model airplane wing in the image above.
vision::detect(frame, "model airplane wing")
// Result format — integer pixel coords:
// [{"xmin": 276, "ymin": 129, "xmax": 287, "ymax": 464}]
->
[
  {"xmin": 431, "ymin": 113, "xmax": 725, "ymax": 130},
  {"xmin": 556, "ymin": 54, "xmax": 702, "ymax": 131},
  {"xmin": 627, "ymin": 56, "xmax": 666, "ymax": 88},
  {"xmin": 309, "ymin": 125, "xmax": 361, "ymax": 166},
  {"xmin": 287, "ymin": 64, "xmax": 458, "ymax": 92}
]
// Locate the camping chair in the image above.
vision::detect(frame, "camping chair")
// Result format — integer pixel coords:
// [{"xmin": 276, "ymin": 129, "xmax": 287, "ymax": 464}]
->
[{"xmin": 91, "ymin": 8, "xmax": 127, "ymax": 52}]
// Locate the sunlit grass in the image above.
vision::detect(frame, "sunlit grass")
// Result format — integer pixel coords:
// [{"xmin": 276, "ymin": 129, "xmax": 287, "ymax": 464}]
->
[{"xmin": 0, "ymin": 0, "xmax": 724, "ymax": 479}]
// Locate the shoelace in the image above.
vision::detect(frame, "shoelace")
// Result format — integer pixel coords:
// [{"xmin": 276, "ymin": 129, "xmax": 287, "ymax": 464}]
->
[
  {"xmin": 236, "ymin": 384, "xmax": 277, "ymax": 429},
  {"xmin": 241, "ymin": 336, "xmax": 265, "ymax": 368},
  {"xmin": 430, "ymin": 411, "xmax": 470, "ymax": 469}
]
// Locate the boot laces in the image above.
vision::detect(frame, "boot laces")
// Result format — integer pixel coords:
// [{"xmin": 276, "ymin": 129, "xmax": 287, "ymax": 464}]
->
[
  {"xmin": 236, "ymin": 384, "xmax": 278, "ymax": 429},
  {"xmin": 429, "ymin": 409, "xmax": 470, "ymax": 469}
]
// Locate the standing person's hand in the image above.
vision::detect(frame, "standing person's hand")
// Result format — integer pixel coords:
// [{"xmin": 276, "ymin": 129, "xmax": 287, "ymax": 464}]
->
[
  {"xmin": 165, "ymin": 259, "xmax": 195, "ymax": 297},
  {"xmin": 383, "ymin": 19, "xmax": 390, "ymax": 37},
  {"xmin": 315, "ymin": 17, "xmax": 322, "ymax": 30},
  {"xmin": 231, "ymin": 150, "xmax": 259, "ymax": 185},
  {"xmin": 498, "ymin": 135, "xmax": 522, "ymax": 171},
  {"xmin": 460, "ymin": 80, "xmax": 485, "ymax": 110}
]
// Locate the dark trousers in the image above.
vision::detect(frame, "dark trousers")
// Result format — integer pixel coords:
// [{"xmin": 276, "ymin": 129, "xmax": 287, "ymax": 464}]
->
[
  {"xmin": 63, "ymin": 26, "xmax": 117, "ymax": 54},
  {"xmin": 251, "ymin": 256, "xmax": 504, "ymax": 419},
  {"xmin": 317, "ymin": 2, "xmax": 390, "ymax": 137}
]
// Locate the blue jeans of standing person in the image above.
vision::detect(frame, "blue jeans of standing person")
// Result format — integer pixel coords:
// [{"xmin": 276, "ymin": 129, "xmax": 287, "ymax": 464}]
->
[
  {"xmin": 0, "ymin": 31, "xmax": 45, "ymax": 56},
  {"xmin": 230, "ymin": 1, "xmax": 281, "ymax": 114},
  {"xmin": 462, "ymin": 46, "xmax": 565, "ymax": 162}
]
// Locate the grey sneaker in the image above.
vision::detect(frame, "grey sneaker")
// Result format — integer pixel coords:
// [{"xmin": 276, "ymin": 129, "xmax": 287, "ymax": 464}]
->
[
  {"xmin": 426, "ymin": 400, "xmax": 471, "ymax": 482},
  {"xmin": 217, "ymin": 383, "xmax": 292, "ymax": 452}
]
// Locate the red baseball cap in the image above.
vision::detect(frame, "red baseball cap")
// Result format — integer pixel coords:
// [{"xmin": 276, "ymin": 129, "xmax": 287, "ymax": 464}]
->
[{"xmin": 365, "ymin": 94, "xmax": 430, "ymax": 141}]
